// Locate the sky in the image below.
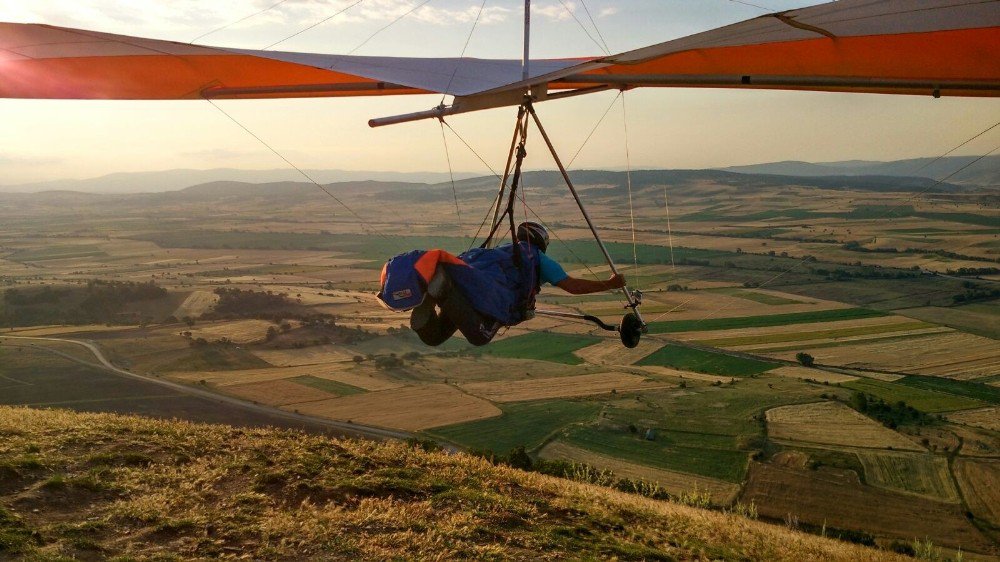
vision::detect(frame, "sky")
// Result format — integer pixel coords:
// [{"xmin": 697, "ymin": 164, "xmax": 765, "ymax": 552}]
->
[{"xmin": 1, "ymin": 0, "xmax": 998, "ymax": 185}]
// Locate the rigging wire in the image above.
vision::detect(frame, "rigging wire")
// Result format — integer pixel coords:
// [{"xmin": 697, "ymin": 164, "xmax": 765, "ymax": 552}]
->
[
  {"xmin": 663, "ymin": 185, "xmax": 677, "ymax": 271},
  {"xmin": 556, "ymin": 0, "xmax": 611, "ymax": 55},
  {"xmin": 263, "ymin": 0, "xmax": 364, "ymax": 50},
  {"xmin": 578, "ymin": 0, "xmax": 611, "ymax": 55},
  {"xmin": 205, "ymin": 99, "xmax": 398, "ymax": 244},
  {"xmin": 567, "ymin": 91, "xmax": 622, "ymax": 168},
  {"xmin": 190, "ymin": 0, "xmax": 290, "ymax": 44},
  {"xmin": 440, "ymin": 120, "xmax": 503, "ymax": 178},
  {"xmin": 439, "ymin": 119, "xmax": 464, "ymax": 233},
  {"xmin": 440, "ymin": 0, "xmax": 489, "ymax": 106},
  {"xmin": 620, "ymin": 91, "xmax": 640, "ymax": 290},
  {"xmin": 725, "ymin": 0, "xmax": 772, "ymax": 13},
  {"xmin": 347, "ymin": 0, "xmax": 434, "ymax": 55}
]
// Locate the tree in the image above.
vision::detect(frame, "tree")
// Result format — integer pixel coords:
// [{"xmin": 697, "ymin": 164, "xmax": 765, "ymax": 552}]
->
[
  {"xmin": 796, "ymin": 352, "xmax": 815, "ymax": 367},
  {"xmin": 506, "ymin": 446, "xmax": 533, "ymax": 471}
]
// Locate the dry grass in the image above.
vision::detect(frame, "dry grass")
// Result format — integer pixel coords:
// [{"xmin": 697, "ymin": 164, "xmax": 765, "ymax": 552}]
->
[
  {"xmin": 855, "ymin": 451, "xmax": 959, "ymax": 502},
  {"xmin": 3, "ymin": 324, "xmax": 136, "ymax": 336},
  {"xmin": 171, "ymin": 290, "xmax": 218, "ymax": 319},
  {"xmin": 187, "ymin": 319, "xmax": 279, "ymax": 344},
  {"xmin": 768, "ymin": 366, "xmax": 858, "ymax": 384},
  {"xmin": 538, "ymin": 441, "xmax": 740, "ymax": 504},
  {"xmin": 636, "ymin": 365, "xmax": 734, "ymax": 383},
  {"xmin": 572, "ymin": 338, "xmax": 663, "ymax": 366},
  {"xmin": 459, "ymin": 372, "xmax": 674, "ymax": 403},
  {"xmin": 290, "ymin": 384, "xmax": 502, "ymax": 431},
  {"xmin": 251, "ymin": 345, "xmax": 360, "ymax": 366},
  {"xmin": 766, "ymin": 402, "xmax": 923, "ymax": 451},
  {"xmin": 947, "ymin": 406, "xmax": 1000, "ymax": 432},
  {"xmin": 954, "ymin": 459, "xmax": 1000, "ymax": 527},
  {"xmin": 0, "ymin": 406, "xmax": 913, "ymax": 561}
]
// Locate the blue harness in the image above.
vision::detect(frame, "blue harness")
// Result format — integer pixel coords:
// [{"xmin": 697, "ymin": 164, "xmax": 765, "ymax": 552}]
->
[{"xmin": 378, "ymin": 242, "xmax": 540, "ymax": 326}]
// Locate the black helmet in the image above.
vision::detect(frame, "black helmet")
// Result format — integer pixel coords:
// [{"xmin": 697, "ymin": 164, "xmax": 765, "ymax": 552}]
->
[{"xmin": 517, "ymin": 221, "xmax": 549, "ymax": 252}]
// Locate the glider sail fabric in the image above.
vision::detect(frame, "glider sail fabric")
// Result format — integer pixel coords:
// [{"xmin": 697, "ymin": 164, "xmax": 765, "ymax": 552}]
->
[
  {"xmin": 540, "ymin": 0, "xmax": 1000, "ymax": 98},
  {"xmin": 0, "ymin": 0, "xmax": 997, "ymax": 103},
  {"xmin": 0, "ymin": 22, "xmax": 583, "ymax": 100}
]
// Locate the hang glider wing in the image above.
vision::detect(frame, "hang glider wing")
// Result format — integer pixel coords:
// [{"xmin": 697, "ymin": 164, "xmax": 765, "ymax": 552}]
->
[
  {"xmin": 0, "ymin": 0, "xmax": 997, "ymax": 117},
  {"xmin": 0, "ymin": 22, "xmax": 587, "ymax": 100},
  {"xmin": 522, "ymin": 0, "xmax": 1000, "ymax": 99}
]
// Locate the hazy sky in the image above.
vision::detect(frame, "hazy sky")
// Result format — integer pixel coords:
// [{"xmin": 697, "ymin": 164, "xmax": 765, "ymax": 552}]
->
[{"xmin": 1, "ymin": 0, "xmax": 998, "ymax": 184}]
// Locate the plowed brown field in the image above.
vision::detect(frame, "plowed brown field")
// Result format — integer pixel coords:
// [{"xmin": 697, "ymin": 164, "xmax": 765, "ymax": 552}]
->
[
  {"xmin": 742, "ymin": 462, "xmax": 993, "ymax": 553},
  {"xmin": 954, "ymin": 459, "xmax": 1000, "ymax": 527}
]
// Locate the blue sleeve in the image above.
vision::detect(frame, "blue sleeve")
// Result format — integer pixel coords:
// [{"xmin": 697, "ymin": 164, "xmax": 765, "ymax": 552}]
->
[{"xmin": 538, "ymin": 252, "xmax": 569, "ymax": 286}]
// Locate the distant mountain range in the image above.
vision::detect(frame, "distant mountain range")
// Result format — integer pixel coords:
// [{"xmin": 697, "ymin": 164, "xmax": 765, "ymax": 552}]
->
[
  {"xmin": 0, "ymin": 155, "xmax": 995, "ymax": 195},
  {"xmin": 0, "ymin": 168, "xmax": 477, "ymax": 194},
  {"xmin": 717, "ymin": 155, "xmax": 999, "ymax": 186}
]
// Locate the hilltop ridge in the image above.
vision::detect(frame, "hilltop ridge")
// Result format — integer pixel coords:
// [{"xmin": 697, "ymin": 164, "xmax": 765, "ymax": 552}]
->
[{"xmin": 0, "ymin": 406, "xmax": 910, "ymax": 561}]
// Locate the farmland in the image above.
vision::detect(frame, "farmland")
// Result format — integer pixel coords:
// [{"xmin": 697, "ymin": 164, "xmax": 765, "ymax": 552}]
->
[
  {"xmin": 766, "ymin": 402, "xmax": 924, "ymax": 451},
  {"xmin": 635, "ymin": 343, "xmax": 780, "ymax": 376},
  {"xmin": 1, "ymin": 169, "xmax": 998, "ymax": 553}
]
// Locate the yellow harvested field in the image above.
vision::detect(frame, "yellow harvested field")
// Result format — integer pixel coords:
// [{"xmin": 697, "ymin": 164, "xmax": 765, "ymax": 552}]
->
[
  {"xmin": 947, "ymin": 407, "xmax": 1000, "ymax": 432},
  {"xmin": 954, "ymin": 459, "xmax": 1000, "ymax": 526},
  {"xmin": 460, "ymin": 372, "xmax": 674, "ymax": 403},
  {"xmin": 222, "ymin": 379, "xmax": 336, "ymax": 406},
  {"xmin": 171, "ymin": 290, "xmax": 218, "ymax": 319},
  {"xmin": 170, "ymin": 364, "xmax": 403, "ymax": 391},
  {"xmin": 767, "ymin": 366, "xmax": 858, "ymax": 384},
  {"xmin": 573, "ymin": 339, "xmax": 663, "ymax": 366},
  {"xmin": 856, "ymin": 451, "xmax": 959, "ymax": 502},
  {"xmin": 766, "ymin": 402, "xmax": 923, "ymax": 451},
  {"xmin": 187, "ymin": 319, "xmax": 277, "ymax": 344},
  {"xmin": 637, "ymin": 366, "xmax": 733, "ymax": 383},
  {"xmin": 671, "ymin": 315, "xmax": 918, "ymax": 343},
  {"xmin": 766, "ymin": 332, "xmax": 1000, "ymax": 378},
  {"xmin": 538, "ymin": 441, "xmax": 740, "ymax": 504},
  {"xmin": 289, "ymin": 384, "xmax": 502, "ymax": 431},
  {"xmin": 251, "ymin": 345, "xmax": 358, "ymax": 367}
]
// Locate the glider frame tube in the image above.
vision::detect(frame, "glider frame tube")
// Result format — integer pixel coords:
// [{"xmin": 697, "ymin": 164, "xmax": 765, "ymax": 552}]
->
[{"xmin": 525, "ymin": 103, "xmax": 647, "ymax": 331}]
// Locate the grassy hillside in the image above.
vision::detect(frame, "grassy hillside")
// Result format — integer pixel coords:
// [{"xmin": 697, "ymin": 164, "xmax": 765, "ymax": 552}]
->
[{"xmin": 0, "ymin": 407, "xmax": 911, "ymax": 561}]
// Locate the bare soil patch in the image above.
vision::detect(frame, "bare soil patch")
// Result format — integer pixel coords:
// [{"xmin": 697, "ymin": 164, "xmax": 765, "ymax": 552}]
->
[
  {"xmin": 170, "ymin": 364, "xmax": 403, "ymax": 391},
  {"xmin": 766, "ymin": 402, "xmax": 923, "ymax": 451},
  {"xmin": 171, "ymin": 290, "xmax": 218, "ymax": 319}
]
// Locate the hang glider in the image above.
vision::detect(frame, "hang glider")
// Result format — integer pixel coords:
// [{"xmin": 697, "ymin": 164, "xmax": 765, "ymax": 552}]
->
[{"xmin": 1, "ymin": 0, "xmax": 997, "ymax": 125}]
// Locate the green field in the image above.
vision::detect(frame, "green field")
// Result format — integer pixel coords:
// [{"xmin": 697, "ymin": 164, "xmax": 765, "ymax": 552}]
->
[
  {"xmin": 481, "ymin": 332, "xmax": 601, "ymax": 365},
  {"xmin": 292, "ymin": 375, "xmax": 366, "ymax": 396},
  {"xmin": 563, "ymin": 426, "xmax": 749, "ymax": 482},
  {"xmin": 635, "ymin": 343, "xmax": 779, "ymax": 377},
  {"xmin": 560, "ymin": 377, "xmax": 834, "ymax": 482},
  {"xmin": 897, "ymin": 375, "xmax": 1000, "ymax": 406},
  {"xmin": 426, "ymin": 399, "xmax": 601, "ymax": 454},
  {"xmin": 695, "ymin": 321, "xmax": 932, "ymax": 348},
  {"xmin": 842, "ymin": 378, "xmax": 985, "ymax": 413},
  {"xmin": 707, "ymin": 287, "xmax": 802, "ymax": 305},
  {"xmin": 646, "ymin": 308, "xmax": 887, "ymax": 334}
]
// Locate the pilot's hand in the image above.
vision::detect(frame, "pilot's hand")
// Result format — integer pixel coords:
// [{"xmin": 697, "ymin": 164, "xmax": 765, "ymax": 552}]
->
[{"xmin": 607, "ymin": 273, "xmax": 626, "ymax": 290}]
